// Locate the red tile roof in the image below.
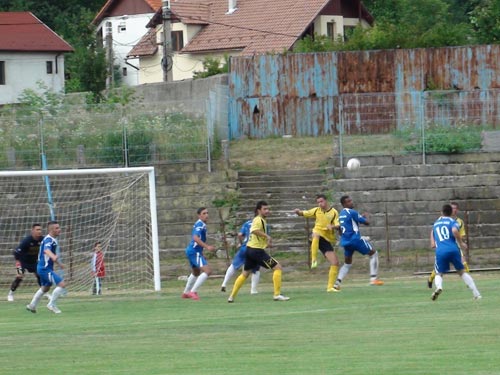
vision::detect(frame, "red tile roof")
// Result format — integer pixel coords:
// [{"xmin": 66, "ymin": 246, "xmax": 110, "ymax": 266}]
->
[
  {"xmin": 0, "ymin": 12, "xmax": 73, "ymax": 52},
  {"xmin": 128, "ymin": 28, "xmax": 158, "ymax": 57},
  {"xmin": 92, "ymin": 0, "xmax": 162, "ymax": 25},
  {"xmin": 178, "ymin": 0, "xmax": 332, "ymax": 55}
]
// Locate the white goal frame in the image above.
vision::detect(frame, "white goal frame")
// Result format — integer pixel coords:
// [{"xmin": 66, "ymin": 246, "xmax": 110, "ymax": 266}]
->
[{"xmin": 0, "ymin": 167, "xmax": 161, "ymax": 291}]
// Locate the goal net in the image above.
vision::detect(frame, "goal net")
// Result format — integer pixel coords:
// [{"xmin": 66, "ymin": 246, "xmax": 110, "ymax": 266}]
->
[{"xmin": 0, "ymin": 167, "xmax": 160, "ymax": 293}]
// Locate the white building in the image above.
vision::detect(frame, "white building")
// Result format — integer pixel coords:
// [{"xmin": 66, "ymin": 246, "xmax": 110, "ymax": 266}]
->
[
  {"xmin": 0, "ymin": 12, "xmax": 73, "ymax": 105},
  {"xmin": 92, "ymin": 0, "xmax": 162, "ymax": 87}
]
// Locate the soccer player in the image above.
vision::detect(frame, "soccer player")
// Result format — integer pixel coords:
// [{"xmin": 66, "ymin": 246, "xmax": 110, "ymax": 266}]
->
[
  {"xmin": 181, "ymin": 207, "xmax": 215, "ymax": 301},
  {"xmin": 26, "ymin": 220, "xmax": 67, "ymax": 314},
  {"xmin": 228, "ymin": 200, "xmax": 290, "ymax": 302},
  {"xmin": 91, "ymin": 241, "xmax": 106, "ymax": 295},
  {"xmin": 427, "ymin": 201, "xmax": 469, "ymax": 288},
  {"xmin": 7, "ymin": 224, "xmax": 43, "ymax": 302},
  {"xmin": 334, "ymin": 195, "xmax": 384, "ymax": 290},
  {"xmin": 220, "ymin": 218, "xmax": 260, "ymax": 294},
  {"xmin": 294, "ymin": 194, "xmax": 341, "ymax": 292},
  {"xmin": 430, "ymin": 204, "xmax": 481, "ymax": 301}
]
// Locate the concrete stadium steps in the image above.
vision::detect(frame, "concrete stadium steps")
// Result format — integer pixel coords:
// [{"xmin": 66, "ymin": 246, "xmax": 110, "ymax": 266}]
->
[
  {"xmin": 236, "ymin": 168, "xmax": 328, "ymax": 252},
  {"xmin": 331, "ymin": 153, "xmax": 499, "ymax": 252}
]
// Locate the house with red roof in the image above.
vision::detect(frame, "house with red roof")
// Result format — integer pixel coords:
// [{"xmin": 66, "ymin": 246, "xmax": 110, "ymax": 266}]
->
[
  {"xmin": 92, "ymin": 0, "xmax": 162, "ymax": 87},
  {"xmin": 0, "ymin": 12, "xmax": 73, "ymax": 105},
  {"xmin": 127, "ymin": 0, "xmax": 373, "ymax": 84}
]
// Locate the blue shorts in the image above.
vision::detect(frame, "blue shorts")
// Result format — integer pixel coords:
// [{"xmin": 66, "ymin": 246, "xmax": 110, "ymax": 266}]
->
[
  {"xmin": 186, "ymin": 251, "xmax": 208, "ymax": 269},
  {"xmin": 232, "ymin": 247, "xmax": 247, "ymax": 269},
  {"xmin": 435, "ymin": 248, "xmax": 464, "ymax": 274},
  {"xmin": 38, "ymin": 270, "xmax": 63, "ymax": 287},
  {"xmin": 232, "ymin": 246, "xmax": 260, "ymax": 273},
  {"xmin": 342, "ymin": 237, "xmax": 373, "ymax": 257}
]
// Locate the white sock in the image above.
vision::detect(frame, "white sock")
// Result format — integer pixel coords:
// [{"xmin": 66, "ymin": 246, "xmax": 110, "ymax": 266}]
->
[
  {"xmin": 30, "ymin": 288, "xmax": 45, "ymax": 307},
  {"xmin": 221, "ymin": 264, "xmax": 236, "ymax": 288},
  {"xmin": 50, "ymin": 286, "xmax": 65, "ymax": 305},
  {"xmin": 336, "ymin": 264, "xmax": 352, "ymax": 284},
  {"xmin": 191, "ymin": 272, "xmax": 208, "ymax": 293},
  {"xmin": 251, "ymin": 271, "xmax": 260, "ymax": 293},
  {"xmin": 183, "ymin": 274, "xmax": 197, "ymax": 294},
  {"xmin": 435, "ymin": 274, "xmax": 443, "ymax": 290},
  {"xmin": 461, "ymin": 273, "xmax": 480, "ymax": 297},
  {"xmin": 369, "ymin": 251, "xmax": 379, "ymax": 281}
]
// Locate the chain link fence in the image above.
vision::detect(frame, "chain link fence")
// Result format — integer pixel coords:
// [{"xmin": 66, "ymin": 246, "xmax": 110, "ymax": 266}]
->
[
  {"xmin": 336, "ymin": 89, "xmax": 500, "ymax": 166},
  {"xmin": 0, "ymin": 89, "xmax": 230, "ymax": 170}
]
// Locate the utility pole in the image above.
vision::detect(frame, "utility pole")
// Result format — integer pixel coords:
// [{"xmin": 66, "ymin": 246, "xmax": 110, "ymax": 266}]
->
[
  {"xmin": 162, "ymin": 0, "xmax": 173, "ymax": 82},
  {"xmin": 105, "ymin": 21, "xmax": 114, "ymax": 89}
]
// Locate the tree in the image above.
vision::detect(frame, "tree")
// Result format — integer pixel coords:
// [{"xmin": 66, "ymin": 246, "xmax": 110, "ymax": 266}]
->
[{"xmin": 470, "ymin": 0, "xmax": 500, "ymax": 43}]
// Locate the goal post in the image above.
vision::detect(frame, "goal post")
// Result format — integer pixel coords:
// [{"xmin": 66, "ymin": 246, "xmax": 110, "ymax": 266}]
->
[{"xmin": 0, "ymin": 167, "xmax": 161, "ymax": 292}]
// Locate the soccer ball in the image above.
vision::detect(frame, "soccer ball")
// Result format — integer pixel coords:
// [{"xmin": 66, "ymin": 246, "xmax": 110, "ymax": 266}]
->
[{"xmin": 347, "ymin": 158, "xmax": 361, "ymax": 170}]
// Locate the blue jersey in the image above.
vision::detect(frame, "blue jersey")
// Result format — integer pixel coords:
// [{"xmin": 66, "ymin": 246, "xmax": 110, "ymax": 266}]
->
[
  {"xmin": 339, "ymin": 208, "xmax": 367, "ymax": 246},
  {"xmin": 433, "ymin": 216, "xmax": 460, "ymax": 252},
  {"xmin": 37, "ymin": 235, "xmax": 58, "ymax": 273},
  {"xmin": 186, "ymin": 219, "xmax": 207, "ymax": 255},
  {"xmin": 238, "ymin": 220, "xmax": 252, "ymax": 250}
]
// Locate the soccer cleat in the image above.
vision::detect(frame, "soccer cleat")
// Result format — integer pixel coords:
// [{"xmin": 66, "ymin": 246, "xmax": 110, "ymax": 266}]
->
[
  {"xmin": 273, "ymin": 294, "xmax": 290, "ymax": 301},
  {"xmin": 474, "ymin": 294, "xmax": 482, "ymax": 301},
  {"xmin": 427, "ymin": 277, "xmax": 433, "ymax": 289},
  {"xmin": 311, "ymin": 260, "xmax": 318, "ymax": 269},
  {"xmin": 26, "ymin": 304, "xmax": 36, "ymax": 313},
  {"xmin": 431, "ymin": 288, "xmax": 442, "ymax": 301},
  {"xmin": 47, "ymin": 304, "xmax": 62, "ymax": 314},
  {"xmin": 370, "ymin": 279, "xmax": 384, "ymax": 286},
  {"xmin": 227, "ymin": 296, "xmax": 234, "ymax": 303},
  {"xmin": 187, "ymin": 291, "xmax": 200, "ymax": 301},
  {"xmin": 7, "ymin": 292, "xmax": 14, "ymax": 302},
  {"xmin": 181, "ymin": 293, "xmax": 190, "ymax": 299},
  {"xmin": 250, "ymin": 290, "xmax": 259, "ymax": 295},
  {"xmin": 220, "ymin": 286, "xmax": 226, "ymax": 292},
  {"xmin": 327, "ymin": 287, "xmax": 341, "ymax": 293}
]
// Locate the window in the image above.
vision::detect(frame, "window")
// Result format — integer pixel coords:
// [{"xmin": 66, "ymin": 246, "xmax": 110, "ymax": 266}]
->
[
  {"xmin": 171, "ymin": 31, "xmax": 184, "ymax": 52},
  {"xmin": 122, "ymin": 67, "xmax": 128, "ymax": 76},
  {"xmin": 327, "ymin": 22, "xmax": 336, "ymax": 40},
  {"xmin": 118, "ymin": 22, "xmax": 126, "ymax": 33},
  {"xmin": 46, "ymin": 61, "xmax": 53, "ymax": 74},
  {"xmin": 0, "ymin": 61, "xmax": 5, "ymax": 85}
]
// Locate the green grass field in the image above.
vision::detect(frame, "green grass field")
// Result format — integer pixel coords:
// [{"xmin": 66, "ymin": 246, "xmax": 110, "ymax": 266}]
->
[{"xmin": 1, "ymin": 273, "xmax": 499, "ymax": 375}]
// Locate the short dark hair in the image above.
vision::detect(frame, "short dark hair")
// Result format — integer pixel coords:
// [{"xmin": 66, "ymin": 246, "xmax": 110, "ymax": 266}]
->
[
  {"xmin": 450, "ymin": 201, "xmax": 459, "ymax": 209},
  {"xmin": 316, "ymin": 194, "xmax": 327, "ymax": 201},
  {"xmin": 47, "ymin": 220, "xmax": 58, "ymax": 227},
  {"xmin": 197, "ymin": 207, "xmax": 207, "ymax": 215},
  {"xmin": 442, "ymin": 204, "xmax": 453, "ymax": 216},
  {"xmin": 340, "ymin": 195, "xmax": 350, "ymax": 206},
  {"xmin": 32, "ymin": 223, "xmax": 41, "ymax": 228},
  {"xmin": 255, "ymin": 200, "xmax": 268, "ymax": 214}
]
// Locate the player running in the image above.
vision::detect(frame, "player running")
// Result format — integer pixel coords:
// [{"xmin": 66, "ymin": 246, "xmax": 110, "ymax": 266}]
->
[
  {"xmin": 428, "ymin": 201, "xmax": 469, "ymax": 288},
  {"xmin": 220, "ymin": 218, "xmax": 260, "ymax": 294},
  {"xmin": 294, "ymin": 194, "xmax": 341, "ymax": 292},
  {"xmin": 430, "ymin": 204, "xmax": 481, "ymax": 301},
  {"xmin": 181, "ymin": 207, "xmax": 216, "ymax": 301},
  {"xmin": 26, "ymin": 221, "xmax": 67, "ymax": 314},
  {"xmin": 334, "ymin": 195, "xmax": 384, "ymax": 290},
  {"xmin": 7, "ymin": 224, "xmax": 43, "ymax": 302},
  {"xmin": 228, "ymin": 200, "xmax": 289, "ymax": 302}
]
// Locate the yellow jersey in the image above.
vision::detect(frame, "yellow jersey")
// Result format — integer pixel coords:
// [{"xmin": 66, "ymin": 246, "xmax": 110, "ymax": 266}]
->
[
  {"xmin": 247, "ymin": 216, "xmax": 268, "ymax": 249},
  {"xmin": 301, "ymin": 206, "xmax": 339, "ymax": 243},
  {"xmin": 455, "ymin": 217, "xmax": 466, "ymax": 238}
]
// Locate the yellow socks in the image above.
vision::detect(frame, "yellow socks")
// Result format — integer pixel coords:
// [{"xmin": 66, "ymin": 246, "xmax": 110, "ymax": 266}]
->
[
  {"xmin": 327, "ymin": 265, "xmax": 339, "ymax": 289},
  {"xmin": 229, "ymin": 273, "xmax": 248, "ymax": 299},
  {"xmin": 311, "ymin": 236, "xmax": 319, "ymax": 267},
  {"xmin": 273, "ymin": 269, "xmax": 282, "ymax": 296}
]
